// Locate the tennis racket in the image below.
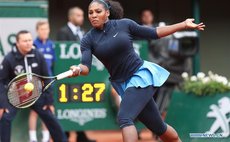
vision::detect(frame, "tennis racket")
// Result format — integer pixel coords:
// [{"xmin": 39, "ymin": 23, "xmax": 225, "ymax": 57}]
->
[{"xmin": 7, "ymin": 70, "xmax": 73, "ymax": 108}]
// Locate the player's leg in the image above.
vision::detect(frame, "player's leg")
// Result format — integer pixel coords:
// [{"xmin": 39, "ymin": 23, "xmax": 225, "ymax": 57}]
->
[
  {"xmin": 154, "ymin": 84, "xmax": 174, "ymax": 120},
  {"xmin": 137, "ymin": 98, "xmax": 181, "ymax": 142},
  {"xmin": 152, "ymin": 85, "xmax": 174, "ymax": 140},
  {"xmin": 117, "ymin": 86, "xmax": 157, "ymax": 142},
  {"xmin": 0, "ymin": 105, "xmax": 17, "ymax": 142},
  {"xmin": 31, "ymin": 103, "xmax": 67, "ymax": 142},
  {"xmin": 28, "ymin": 110, "xmax": 38, "ymax": 142},
  {"xmin": 160, "ymin": 125, "xmax": 181, "ymax": 142}
]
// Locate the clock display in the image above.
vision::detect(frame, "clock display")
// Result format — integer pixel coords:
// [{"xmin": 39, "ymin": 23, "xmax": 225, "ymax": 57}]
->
[{"xmin": 58, "ymin": 83, "xmax": 106, "ymax": 103}]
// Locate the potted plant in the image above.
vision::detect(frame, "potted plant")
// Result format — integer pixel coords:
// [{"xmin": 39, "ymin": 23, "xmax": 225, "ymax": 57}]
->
[{"xmin": 181, "ymin": 71, "xmax": 230, "ymax": 96}]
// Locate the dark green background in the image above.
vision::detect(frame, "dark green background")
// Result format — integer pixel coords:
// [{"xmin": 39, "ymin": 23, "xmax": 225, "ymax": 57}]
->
[{"xmin": 166, "ymin": 91, "xmax": 230, "ymax": 142}]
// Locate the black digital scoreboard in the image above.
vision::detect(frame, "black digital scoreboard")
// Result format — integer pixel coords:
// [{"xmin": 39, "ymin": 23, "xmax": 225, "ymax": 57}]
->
[{"xmin": 58, "ymin": 83, "xmax": 106, "ymax": 103}]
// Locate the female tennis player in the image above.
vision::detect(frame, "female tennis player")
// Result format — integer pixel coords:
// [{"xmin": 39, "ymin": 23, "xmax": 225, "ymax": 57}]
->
[{"xmin": 69, "ymin": 0, "xmax": 205, "ymax": 142}]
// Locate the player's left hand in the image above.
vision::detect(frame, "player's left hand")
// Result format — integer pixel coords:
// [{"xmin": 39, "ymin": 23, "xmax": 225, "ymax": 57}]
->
[
  {"xmin": 43, "ymin": 105, "xmax": 55, "ymax": 114},
  {"xmin": 184, "ymin": 18, "xmax": 205, "ymax": 31}
]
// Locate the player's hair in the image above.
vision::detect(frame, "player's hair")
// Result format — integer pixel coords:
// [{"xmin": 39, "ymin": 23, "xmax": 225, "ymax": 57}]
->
[
  {"xmin": 16, "ymin": 30, "xmax": 30, "ymax": 42},
  {"xmin": 90, "ymin": 0, "xmax": 124, "ymax": 19},
  {"xmin": 36, "ymin": 20, "xmax": 49, "ymax": 30}
]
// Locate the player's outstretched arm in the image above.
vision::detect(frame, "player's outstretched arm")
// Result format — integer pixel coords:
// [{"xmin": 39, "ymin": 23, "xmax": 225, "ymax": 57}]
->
[{"xmin": 156, "ymin": 18, "xmax": 205, "ymax": 38}]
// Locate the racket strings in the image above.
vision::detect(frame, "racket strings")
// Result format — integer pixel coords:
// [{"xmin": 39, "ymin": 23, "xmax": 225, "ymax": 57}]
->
[{"xmin": 8, "ymin": 75, "xmax": 43, "ymax": 108}]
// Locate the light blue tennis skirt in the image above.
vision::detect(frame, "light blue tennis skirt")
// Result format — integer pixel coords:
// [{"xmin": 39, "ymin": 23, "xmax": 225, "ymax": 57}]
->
[{"xmin": 111, "ymin": 60, "xmax": 170, "ymax": 98}]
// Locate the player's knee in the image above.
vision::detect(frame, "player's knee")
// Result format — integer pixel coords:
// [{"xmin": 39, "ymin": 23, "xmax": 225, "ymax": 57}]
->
[
  {"xmin": 117, "ymin": 113, "xmax": 134, "ymax": 128},
  {"xmin": 117, "ymin": 117, "xmax": 134, "ymax": 128}
]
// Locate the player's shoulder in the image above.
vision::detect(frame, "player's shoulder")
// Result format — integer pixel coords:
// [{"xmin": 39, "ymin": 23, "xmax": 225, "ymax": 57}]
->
[
  {"xmin": 116, "ymin": 18, "xmax": 135, "ymax": 24},
  {"xmin": 86, "ymin": 27, "xmax": 96, "ymax": 35},
  {"xmin": 81, "ymin": 29, "xmax": 94, "ymax": 42},
  {"xmin": 112, "ymin": 18, "xmax": 137, "ymax": 29}
]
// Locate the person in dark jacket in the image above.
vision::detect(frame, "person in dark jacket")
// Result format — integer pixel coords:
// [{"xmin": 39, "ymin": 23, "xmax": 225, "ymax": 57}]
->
[
  {"xmin": 0, "ymin": 30, "xmax": 67, "ymax": 142},
  {"xmin": 57, "ymin": 7, "xmax": 85, "ymax": 41}
]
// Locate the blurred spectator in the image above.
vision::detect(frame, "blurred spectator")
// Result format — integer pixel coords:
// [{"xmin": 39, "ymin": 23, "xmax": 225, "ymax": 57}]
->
[
  {"xmin": 34, "ymin": 20, "xmax": 55, "ymax": 76},
  {"xmin": 28, "ymin": 20, "xmax": 55, "ymax": 142},
  {"xmin": 57, "ymin": 7, "xmax": 85, "ymax": 41},
  {"xmin": 0, "ymin": 30, "xmax": 67, "ymax": 142},
  {"xmin": 141, "ymin": 9, "xmax": 156, "ymax": 27},
  {"xmin": 56, "ymin": 7, "xmax": 95, "ymax": 142}
]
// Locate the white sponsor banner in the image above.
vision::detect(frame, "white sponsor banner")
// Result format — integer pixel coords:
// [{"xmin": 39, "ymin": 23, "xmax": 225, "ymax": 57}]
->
[
  {"xmin": 57, "ymin": 108, "xmax": 107, "ymax": 126},
  {"xmin": 0, "ymin": 17, "xmax": 46, "ymax": 62}
]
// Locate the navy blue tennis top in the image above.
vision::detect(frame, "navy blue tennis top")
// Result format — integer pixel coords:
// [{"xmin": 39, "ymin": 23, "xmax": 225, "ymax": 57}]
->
[{"xmin": 81, "ymin": 18, "xmax": 159, "ymax": 82}]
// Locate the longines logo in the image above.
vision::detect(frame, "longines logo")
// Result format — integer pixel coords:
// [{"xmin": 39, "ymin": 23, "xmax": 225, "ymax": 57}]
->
[
  {"xmin": 57, "ymin": 108, "xmax": 107, "ymax": 126},
  {"xmin": 58, "ymin": 43, "xmax": 141, "ymax": 72}
]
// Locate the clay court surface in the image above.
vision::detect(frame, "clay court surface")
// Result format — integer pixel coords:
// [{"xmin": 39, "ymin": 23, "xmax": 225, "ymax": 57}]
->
[{"xmin": 85, "ymin": 129, "xmax": 159, "ymax": 142}]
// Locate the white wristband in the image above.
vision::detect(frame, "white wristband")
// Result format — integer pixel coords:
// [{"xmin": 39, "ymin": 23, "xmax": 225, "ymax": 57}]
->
[{"xmin": 76, "ymin": 66, "xmax": 82, "ymax": 75}]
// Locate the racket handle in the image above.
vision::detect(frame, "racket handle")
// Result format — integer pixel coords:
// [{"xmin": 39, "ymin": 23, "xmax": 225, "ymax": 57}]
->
[{"xmin": 56, "ymin": 70, "xmax": 73, "ymax": 80}]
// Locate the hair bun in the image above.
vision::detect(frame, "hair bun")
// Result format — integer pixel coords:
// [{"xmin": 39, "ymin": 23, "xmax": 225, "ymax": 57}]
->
[{"xmin": 108, "ymin": 0, "xmax": 124, "ymax": 19}]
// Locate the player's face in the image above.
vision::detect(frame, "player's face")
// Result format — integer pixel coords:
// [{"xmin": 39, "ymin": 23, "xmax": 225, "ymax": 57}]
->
[
  {"xmin": 16, "ymin": 33, "xmax": 33, "ymax": 55},
  {"xmin": 37, "ymin": 23, "xmax": 50, "ymax": 41},
  {"xmin": 88, "ymin": 2, "xmax": 110, "ymax": 29}
]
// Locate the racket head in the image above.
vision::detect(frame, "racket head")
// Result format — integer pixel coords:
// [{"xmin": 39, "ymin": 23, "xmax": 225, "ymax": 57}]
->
[{"xmin": 7, "ymin": 73, "xmax": 43, "ymax": 108}]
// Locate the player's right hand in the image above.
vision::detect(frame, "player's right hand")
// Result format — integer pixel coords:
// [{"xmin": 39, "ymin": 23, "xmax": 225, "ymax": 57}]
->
[
  {"xmin": 69, "ymin": 65, "xmax": 81, "ymax": 77},
  {"xmin": 0, "ymin": 108, "xmax": 9, "ymax": 119}
]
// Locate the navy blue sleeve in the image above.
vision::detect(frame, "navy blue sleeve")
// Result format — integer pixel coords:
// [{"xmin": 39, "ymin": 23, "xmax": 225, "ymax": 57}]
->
[
  {"xmin": 123, "ymin": 19, "xmax": 159, "ymax": 39},
  {"xmin": 80, "ymin": 33, "xmax": 93, "ymax": 71},
  {"xmin": 38, "ymin": 51, "xmax": 54, "ymax": 105},
  {"xmin": 0, "ymin": 58, "xmax": 10, "ymax": 108}
]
